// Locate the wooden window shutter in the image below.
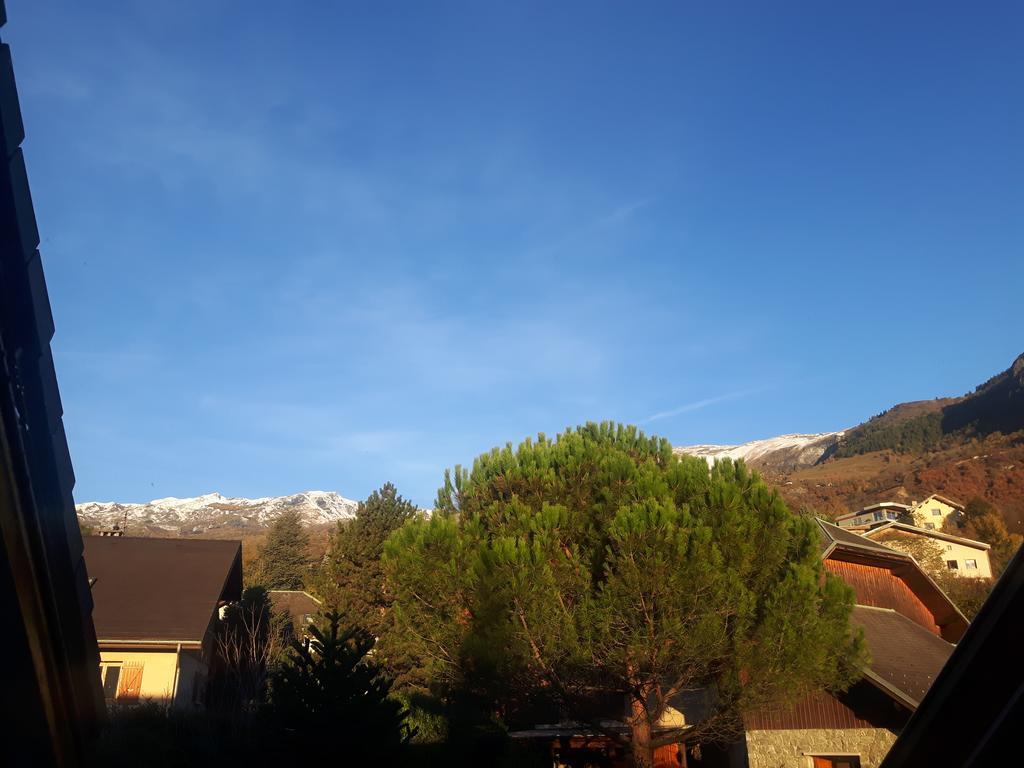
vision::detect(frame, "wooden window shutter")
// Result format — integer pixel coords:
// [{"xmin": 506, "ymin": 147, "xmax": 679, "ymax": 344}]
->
[{"xmin": 116, "ymin": 662, "xmax": 144, "ymax": 702}]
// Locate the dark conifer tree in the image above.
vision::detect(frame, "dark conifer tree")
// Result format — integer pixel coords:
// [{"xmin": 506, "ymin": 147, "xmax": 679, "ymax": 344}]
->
[
  {"xmin": 254, "ymin": 509, "xmax": 310, "ymax": 590},
  {"xmin": 322, "ymin": 482, "xmax": 417, "ymax": 634},
  {"xmin": 269, "ymin": 611, "xmax": 413, "ymax": 760}
]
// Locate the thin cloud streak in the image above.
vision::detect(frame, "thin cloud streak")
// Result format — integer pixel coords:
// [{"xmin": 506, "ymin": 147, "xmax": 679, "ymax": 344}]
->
[{"xmin": 641, "ymin": 390, "xmax": 758, "ymax": 424}]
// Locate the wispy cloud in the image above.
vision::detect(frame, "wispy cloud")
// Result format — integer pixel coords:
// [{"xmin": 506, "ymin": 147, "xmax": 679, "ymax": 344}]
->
[{"xmin": 640, "ymin": 390, "xmax": 759, "ymax": 424}]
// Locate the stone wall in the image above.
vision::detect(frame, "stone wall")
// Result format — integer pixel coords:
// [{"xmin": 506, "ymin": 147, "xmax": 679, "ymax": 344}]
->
[{"xmin": 745, "ymin": 728, "xmax": 897, "ymax": 768}]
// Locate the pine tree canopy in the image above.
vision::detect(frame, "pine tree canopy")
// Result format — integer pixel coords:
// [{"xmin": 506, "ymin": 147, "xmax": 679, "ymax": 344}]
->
[
  {"xmin": 254, "ymin": 509, "xmax": 311, "ymax": 590},
  {"xmin": 383, "ymin": 422, "xmax": 865, "ymax": 767}
]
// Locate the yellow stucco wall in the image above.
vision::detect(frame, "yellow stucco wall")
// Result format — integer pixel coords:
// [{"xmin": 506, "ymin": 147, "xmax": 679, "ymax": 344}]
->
[
  {"xmin": 910, "ymin": 496, "xmax": 960, "ymax": 529},
  {"xmin": 935, "ymin": 539, "xmax": 993, "ymax": 579},
  {"xmin": 99, "ymin": 648, "xmax": 207, "ymax": 707}
]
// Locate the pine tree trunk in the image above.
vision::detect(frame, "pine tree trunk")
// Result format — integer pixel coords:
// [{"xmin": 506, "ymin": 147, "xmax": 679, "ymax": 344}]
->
[{"xmin": 629, "ymin": 695, "xmax": 655, "ymax": 768}]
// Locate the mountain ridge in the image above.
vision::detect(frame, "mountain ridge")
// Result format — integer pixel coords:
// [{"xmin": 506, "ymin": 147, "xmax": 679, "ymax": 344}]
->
[{"xmin": 76, "ymin": 490, "xmax": 358, "ymax": 538}]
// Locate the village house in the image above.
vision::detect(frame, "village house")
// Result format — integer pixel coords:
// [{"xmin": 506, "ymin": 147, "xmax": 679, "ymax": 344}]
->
[
  {"xmin": 861, "ymin": 522, "xmax": 992, "ymax": 579},
  {"xmin": 835, "ymin": 494, "xmax": 965, "ymax": 533},
  {"xmin": 736, "ymin": 520, "xmax": 966, "ymax": 768},
  {"xmin": 834, "ymin": 503, "xmax": 911, "ymax": 530},
  {"xmin": 268, "ymin": 589, "xmax": 322, "ymax": 640},
  {"xmin": 84, "ymin": 536, "xmax": 242, "ymax": 709},
  {"xmin": 905, "ymin": 494, "xmax": 964, "ymax": 530}
]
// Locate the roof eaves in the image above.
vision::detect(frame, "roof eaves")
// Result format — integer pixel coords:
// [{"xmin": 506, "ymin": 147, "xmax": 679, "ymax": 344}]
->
[
  {"xmin": 864, "ymin": 522, "xmax": 991, "ymax": 550},
  {"xmin": 860, "ymin": 667, "xmax": 920, "ymax": 711},
  {"xmin": 98, "ymin": 638, "xmax": 203, "ymax": 649}
]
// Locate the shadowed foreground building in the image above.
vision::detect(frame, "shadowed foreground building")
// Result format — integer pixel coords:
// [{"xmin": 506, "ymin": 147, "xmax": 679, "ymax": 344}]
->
[
  {"xmin": 1, "ymin": 3, "xmax": 103, "ymax": 765},
  {"xmin": 84, "ymin": 535, "xmax": 242, "ymax": 709}
]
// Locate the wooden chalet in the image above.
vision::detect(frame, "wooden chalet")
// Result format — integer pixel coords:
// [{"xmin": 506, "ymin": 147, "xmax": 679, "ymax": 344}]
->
[{"xmin": 735, "ymin": 521, "xmax": 965, "ymax": 768}]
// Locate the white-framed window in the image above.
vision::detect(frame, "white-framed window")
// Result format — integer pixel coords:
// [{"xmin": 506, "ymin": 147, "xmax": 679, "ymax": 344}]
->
[{"xmin": 965, "ymin": 559, "xmax": 978, "ymax": 570}]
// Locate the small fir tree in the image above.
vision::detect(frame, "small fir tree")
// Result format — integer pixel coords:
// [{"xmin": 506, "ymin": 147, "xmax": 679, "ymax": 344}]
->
[{"xmin": 269, "ymin": 611, "xmax": 413, "ymax": 760}]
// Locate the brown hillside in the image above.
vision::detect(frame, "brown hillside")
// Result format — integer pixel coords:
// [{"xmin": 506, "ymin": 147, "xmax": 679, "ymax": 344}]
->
[{"xmin": 768, "ymin": 432, "xmax": 1024, "ymax": 534}]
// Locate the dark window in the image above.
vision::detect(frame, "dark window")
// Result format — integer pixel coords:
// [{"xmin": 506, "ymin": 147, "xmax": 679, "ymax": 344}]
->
[
  {"xmin": 102, "ymin": 665, "xmax": 121, "ymax": 701},
  {"xmin": 947, "ymin": 560, "xmax": 959, "ymax": 570}
]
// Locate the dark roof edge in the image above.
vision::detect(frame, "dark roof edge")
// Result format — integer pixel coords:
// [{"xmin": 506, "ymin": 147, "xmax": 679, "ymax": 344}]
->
[
  {"xmin": 864, "ymin": 522, "xmax": 991, "ymax": 549},
  {"xmin": 860, "ymin": 667, "xmax": 920, "ymax": 711}
]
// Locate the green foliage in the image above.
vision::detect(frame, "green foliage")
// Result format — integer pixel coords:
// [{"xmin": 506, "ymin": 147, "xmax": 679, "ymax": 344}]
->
[
  {"xmin": 384, "ymin": 422, "xmax": 865, "ymax": 763},
  {"xmin": 269, "ymin": 611, "xmax": 413, "ymax": 760},
  {"xmin": 941, "ymin": 576, "xmax": 994, "ymax": 621},
  {"xmin": 93, "ymin": 703, "xmax": 270, "ymax": 768},
  {"xmin": 321, "ymin": 482, "xmax": 417, "ymax": 635},
  {"xmin": 252, "ymin": 510, "xmax": 310, "ymax": 590},
  {"xmin": 833, "ymin": 411, "xmax": 944, "ymax": 458}
]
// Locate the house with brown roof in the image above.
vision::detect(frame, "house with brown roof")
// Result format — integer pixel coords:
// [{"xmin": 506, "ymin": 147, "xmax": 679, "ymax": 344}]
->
[
  {"xmin": 84, "ymin": 536, "xmax": 242, "ymax": 709},
  {"xmin": 268, "ymin": 589, "xmax": 322, "ymax": 638},
  {"xmin": 736, "ymin": 520, "xmax": 966, "ymax": 768},
  {"xmin": 861, "ymin": 522, "xmax": 993, "ymax": 579}
]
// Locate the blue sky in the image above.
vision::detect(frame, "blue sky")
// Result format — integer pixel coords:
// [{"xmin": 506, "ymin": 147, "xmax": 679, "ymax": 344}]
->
[{"xmin": 6, "ymin": 2, "xmax": 1022, "ymax": 507}]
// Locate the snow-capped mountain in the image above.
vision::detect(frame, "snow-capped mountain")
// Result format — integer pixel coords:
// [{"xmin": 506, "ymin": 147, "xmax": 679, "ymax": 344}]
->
[
  {"xmin": 76, "ymin": 491, "xmax": 358, "ymax": 537},
  {"xmin": 674, "ymin": 431, "xmax": 846, "ymax": 472}
]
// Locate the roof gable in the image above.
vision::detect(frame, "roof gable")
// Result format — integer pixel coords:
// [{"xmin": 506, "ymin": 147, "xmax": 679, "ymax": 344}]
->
[
  {"xmin": 84, "ymin": 536, "xmax": 242, "ymax": 644},
  {"xmin": 816, "ymin": 519, "xmax": 969, "ymax": 642},
  {"xmin": 912, "ymin": 494, "xmax": 964, "ymax": 512}
]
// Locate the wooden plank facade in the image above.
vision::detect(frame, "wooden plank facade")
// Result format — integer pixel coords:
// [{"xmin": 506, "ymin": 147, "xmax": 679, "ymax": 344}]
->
[
  {"xmin": 745, "ymin": 682, "xmax": 909, "ymax": 732},
  {"xmin": 824, "ymin": 559, "xmax": 940, "ymax": 636},
  {"xmin": 746, "ymin": 689, "xmax": 875, "ymax": 731}
]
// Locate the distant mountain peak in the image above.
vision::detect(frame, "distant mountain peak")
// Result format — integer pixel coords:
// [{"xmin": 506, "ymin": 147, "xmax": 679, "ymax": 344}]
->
[
  {"xmin": 76, "ymin": 490, "xmax": 359, "ymax": 538},
  {"xmin": 674, "ymin": 431, "xmax": 846, "ymax": 471}
]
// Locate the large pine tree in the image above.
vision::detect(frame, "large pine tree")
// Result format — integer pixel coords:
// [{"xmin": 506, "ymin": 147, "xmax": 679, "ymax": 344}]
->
[
  {"xmin": 384, "ymin": 423, "xmax": 866, "ymax": 768},
  {"xmin": 254, "ymin": 509, "xmax": 310, "ymax": 590},
  {"xmin": 322, "ymin": 482, "xmax": 417, "ymax": 635}
]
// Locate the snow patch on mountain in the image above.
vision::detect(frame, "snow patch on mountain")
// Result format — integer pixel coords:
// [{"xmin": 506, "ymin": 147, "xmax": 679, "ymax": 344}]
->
[
  {"xmin": 674, "ymin": 431, "xmax": 846, "ymax": 470},
  {"xmin": 76, "ymin": 490, "xmax": 358, "ymax": 536}
]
